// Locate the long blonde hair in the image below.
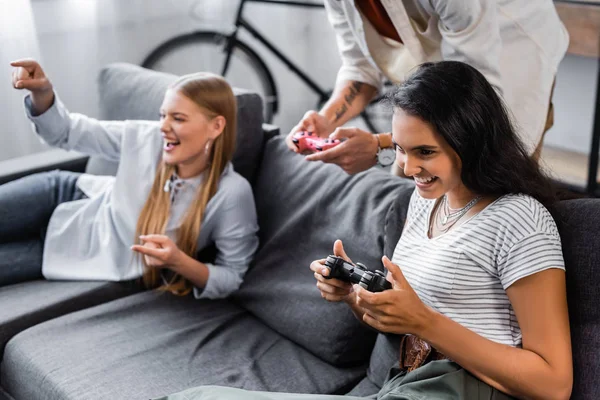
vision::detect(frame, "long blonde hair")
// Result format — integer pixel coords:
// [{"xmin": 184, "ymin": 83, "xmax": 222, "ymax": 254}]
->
[{"xmin": 135, "ymin": 73, "xmax": 237, "ymax": 295}]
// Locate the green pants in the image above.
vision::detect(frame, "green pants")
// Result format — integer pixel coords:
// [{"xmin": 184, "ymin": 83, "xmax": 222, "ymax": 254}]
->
[{"xmin": 154, "ymin": 360, "xmax": 514, "ymax": 400}]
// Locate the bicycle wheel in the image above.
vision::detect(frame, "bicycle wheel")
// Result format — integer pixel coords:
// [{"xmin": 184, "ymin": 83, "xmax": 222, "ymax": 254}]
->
[{"xmin": 142, "ymin": 31, "xmax": 278, "ymax": 123}]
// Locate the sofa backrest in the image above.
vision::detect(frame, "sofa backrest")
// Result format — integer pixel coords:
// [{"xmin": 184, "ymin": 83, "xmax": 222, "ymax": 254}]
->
[
  {"xmin": 91, "ymin": 63, "xmax": 266, "ymax": 185},
  {"xmin": 553, "ymin": 198, "xmax": 600, "ymax": 400},
  {"xmin": 233, "ymin": 136, "xmax": 415, "ymax": 367}
]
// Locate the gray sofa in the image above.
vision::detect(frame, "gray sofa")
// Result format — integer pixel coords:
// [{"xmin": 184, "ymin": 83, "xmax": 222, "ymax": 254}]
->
[{"xmin": 0, "ymin": 64, "xmax": 598, "ymax": 400}]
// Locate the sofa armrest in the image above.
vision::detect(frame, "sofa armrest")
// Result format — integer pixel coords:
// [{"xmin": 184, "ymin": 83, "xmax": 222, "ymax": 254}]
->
[
  {"xmin": 0, "ymin": 149, "xmax": 89, "ymax": 185},
  {"xmin": 262, "ymin": 123, "xmax": 280, "ymax": 140}
]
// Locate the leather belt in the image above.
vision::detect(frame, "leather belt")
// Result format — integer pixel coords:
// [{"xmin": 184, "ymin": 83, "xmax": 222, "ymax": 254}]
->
[{"xmin": 399, "ymin": 334, "xmax": 448, "ymax": 372}]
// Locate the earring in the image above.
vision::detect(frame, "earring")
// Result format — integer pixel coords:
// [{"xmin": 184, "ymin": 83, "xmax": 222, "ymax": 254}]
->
[{"xmin": 204, "ymin": 140, "xmax": 213, "ymax": 156}]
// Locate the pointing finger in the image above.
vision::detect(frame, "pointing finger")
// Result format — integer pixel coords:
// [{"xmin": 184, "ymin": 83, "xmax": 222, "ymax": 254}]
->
[
  {"xmin": 131, "ymin": 245, "xmax": 165, "ymax": 259},
  {"xmin": 139, "ymin": 234, "xmax": 170, "ymax": 244}
]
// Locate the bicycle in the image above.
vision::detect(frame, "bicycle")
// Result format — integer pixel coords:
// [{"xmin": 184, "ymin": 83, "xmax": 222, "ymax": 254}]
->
[{"xmin": 141, "ymin": 0, "xmax": 393, "ymax": 133}]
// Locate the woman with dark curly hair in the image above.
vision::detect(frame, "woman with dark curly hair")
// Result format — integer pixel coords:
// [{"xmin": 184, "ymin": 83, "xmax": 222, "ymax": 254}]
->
[{"xmin": 160, "ymin": 61, "xmax": 572, "ymax": 400}]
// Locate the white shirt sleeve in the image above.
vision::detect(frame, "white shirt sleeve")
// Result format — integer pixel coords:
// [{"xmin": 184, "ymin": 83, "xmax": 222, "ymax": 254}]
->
[
  {"xmin": 324, "ymin": 0, "xmax": 384, "ymax": 91},
  {"xmin": 24, "ymin": 93, "xmax": 125, "ymax": 162},
  {"xmin": 427, "ymin": 0, "xmax": 503, "ymax": 95}
]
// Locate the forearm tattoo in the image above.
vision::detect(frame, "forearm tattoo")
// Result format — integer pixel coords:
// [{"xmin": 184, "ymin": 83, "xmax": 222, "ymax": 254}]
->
[{"xmin": 334, "ymin": 81, "xmax": 364, "ymax": 122}]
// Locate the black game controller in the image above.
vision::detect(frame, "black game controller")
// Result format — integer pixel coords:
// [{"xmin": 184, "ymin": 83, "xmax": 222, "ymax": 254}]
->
[{"xmin": 323, "ymin": 255, "xmax": 392, "ymax": 292}]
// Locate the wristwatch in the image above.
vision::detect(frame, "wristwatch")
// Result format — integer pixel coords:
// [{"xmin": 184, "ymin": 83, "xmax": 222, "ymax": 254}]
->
[{"xmin": 376, "ymin": 133, "xmax": 395, "ymax": 167}]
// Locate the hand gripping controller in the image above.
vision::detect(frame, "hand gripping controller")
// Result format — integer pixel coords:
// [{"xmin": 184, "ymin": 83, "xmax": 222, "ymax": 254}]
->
[
  {"xmin": 292, "ymin": 131, "xmax": 344, "ymax": 153},
  {"xmin": 323, "ymin": 255, "xmax": 392, "ymax": 292}
]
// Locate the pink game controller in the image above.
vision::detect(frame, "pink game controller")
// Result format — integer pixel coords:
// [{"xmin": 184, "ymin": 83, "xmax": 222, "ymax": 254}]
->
[{"xmin": 292, "ymin": 131, "xmax": 344, "ymax": 153}]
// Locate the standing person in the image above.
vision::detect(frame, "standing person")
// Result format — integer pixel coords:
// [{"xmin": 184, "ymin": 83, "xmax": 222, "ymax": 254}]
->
[
  {"xmin": 1, "ymin": 59, "xmax": 259, "ymax": 298},
  {"xmin": 158, "ymin": 62, "xmax": 572, "ymax": 399},
  {"xmin": 287, "ymin": 0, "xmax": 568, "ymax": 175}
]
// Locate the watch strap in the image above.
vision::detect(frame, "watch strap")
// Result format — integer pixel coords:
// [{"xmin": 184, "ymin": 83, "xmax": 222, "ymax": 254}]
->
[{"xmin": 376, "ymin": 133, "xmax": 393, "ymax": 150}]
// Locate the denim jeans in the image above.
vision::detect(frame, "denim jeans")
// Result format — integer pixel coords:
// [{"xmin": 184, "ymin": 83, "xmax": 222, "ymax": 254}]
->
[{"xmin": 0, "ymin": 170, "xmax": 86, "ymax": 287}]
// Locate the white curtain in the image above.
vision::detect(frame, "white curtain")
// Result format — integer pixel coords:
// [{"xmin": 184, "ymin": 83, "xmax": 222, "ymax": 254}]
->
[
  {"xmin": 0, "ymin": 0, "xmax": 341, "ymax": 163},
  {"xmin": 0, "ymin": 0, "xmax": 45, "ymax": 162},
  {"xmin": 0, "ymin": 0, "xmax": 203, "ymax": 163}
]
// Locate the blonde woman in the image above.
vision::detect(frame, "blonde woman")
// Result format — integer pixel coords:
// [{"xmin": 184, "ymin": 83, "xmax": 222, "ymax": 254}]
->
[{"xmin": 1, "ymin": 59, "xmax": 259, "ymax": 298}]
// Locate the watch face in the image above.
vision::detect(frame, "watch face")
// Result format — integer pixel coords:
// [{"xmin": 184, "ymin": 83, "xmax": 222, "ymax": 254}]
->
[{"xmin": 378, "ymin": 148, "xmax": 396, "ymax": 167}]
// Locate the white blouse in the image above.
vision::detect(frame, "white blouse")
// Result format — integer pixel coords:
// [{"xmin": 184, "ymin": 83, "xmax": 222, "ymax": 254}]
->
[{"xmin": 324, "ymin": 0, "xmax": 569, "ymax": 154}]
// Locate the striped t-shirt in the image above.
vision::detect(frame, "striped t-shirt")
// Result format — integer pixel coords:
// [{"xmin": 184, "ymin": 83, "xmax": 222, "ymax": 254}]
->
[{"xmin": 392, "ymin": 190, "xmax": 565, "ymax": 347}]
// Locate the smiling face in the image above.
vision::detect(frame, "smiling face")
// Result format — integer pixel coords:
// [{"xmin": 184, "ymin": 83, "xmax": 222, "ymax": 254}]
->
[
  {"xmin": 159, "ymin": 88, "xmax": 225, "ymax": 177},
  {"xmin": 392, "ymin": 109, "xmax": 467, "ymax": 200}
]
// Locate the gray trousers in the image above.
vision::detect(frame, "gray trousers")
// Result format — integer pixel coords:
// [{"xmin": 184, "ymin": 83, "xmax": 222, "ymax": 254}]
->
[{"xmin": 154, "ymin": 360, "xmax": 514, "ymax": 400}]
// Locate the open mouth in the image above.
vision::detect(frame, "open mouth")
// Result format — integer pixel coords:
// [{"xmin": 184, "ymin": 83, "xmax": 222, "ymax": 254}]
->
[
  {"xmin": 414, "ymin": 176, "xmax": 437, "ymax": 185},
  {"xmin": 163, "ymin": 139, "xmax": 181, "ymax": 151}
]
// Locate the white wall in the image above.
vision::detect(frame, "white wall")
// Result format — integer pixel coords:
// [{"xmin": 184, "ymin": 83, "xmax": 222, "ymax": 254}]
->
[
  {"xmin": 0, "ymin": 0, "xmax": 340, "ymax": 163},
  {"xmin": 546, "ymin": 55, "xmax": 599, "ymax": 154},
  {"xmin": 0, "ymin": 0, "xmax": 598, "ymax": 162},
  {"xmin": 0, "ymin": 0, "xmax": 44, "ymax": 162}
]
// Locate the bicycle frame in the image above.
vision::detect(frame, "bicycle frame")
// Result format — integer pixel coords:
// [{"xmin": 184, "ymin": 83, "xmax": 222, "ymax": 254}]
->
[{"xmin": 222, "ymin": 0, "xmax": 330, "ymax": 101}]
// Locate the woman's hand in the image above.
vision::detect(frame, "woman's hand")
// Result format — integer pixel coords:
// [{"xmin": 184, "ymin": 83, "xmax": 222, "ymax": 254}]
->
[
  {"xmin": 310, "ymin": 240, "xmax": 355, "ymax": 303},
  {"xmin": 304, "ymin": 127, "xmax": 378, "ymax": 175},
  {"xmin": 10, "ymin": 59, "xmax": 55, "ymax": 114},
  {"xmin": 286, "ymin": 110, "xmax": 335, "ymax": 152},
  {"xmin": 131, "ymin": 234, "xmax": 184, "ymax": 270},
  {"xmin": 355, "ymin": 256, "xmax": 433, "ymax": 335}
]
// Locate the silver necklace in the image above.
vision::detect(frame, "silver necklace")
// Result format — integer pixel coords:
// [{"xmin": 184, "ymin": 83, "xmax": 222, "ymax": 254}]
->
[
  {"xmin": 441, "ymin": 195, "xmax": 481, "ymax": 224},
  {"xmin": 434, "ymin": 195, "xmax": 482, "ymax": 233}
]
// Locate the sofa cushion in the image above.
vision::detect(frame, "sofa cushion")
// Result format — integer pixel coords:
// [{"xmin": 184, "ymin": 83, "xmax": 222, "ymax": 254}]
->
[
  {"xmin": 553, "ymin": 198, "xmax": 600, "ymax": 400},
  {"xmin": 0, "ymin": 291, "xmax": 366, "ymax": 400},
  {"xmin": 0, "ymin": 280, "xmax": 137, "ymax": 361},
  {"xmin": 0, "ymin": 386, "xmax": 14, "ymax": 400},
  {"xmin": 348, "ymin": 187, "xmax": 412, "ymax": 394},
  {"xmin": 90, "ymin": 63, "xmax": 265, "ymax": 184},
  {"xmin": 233, "ymin": 136, "xmax": 414, "ymax": 367}
]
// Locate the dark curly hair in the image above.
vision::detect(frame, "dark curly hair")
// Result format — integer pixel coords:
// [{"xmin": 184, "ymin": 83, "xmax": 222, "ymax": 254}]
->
[{"xmin": 386, "ymin": 61, "xmax": 556, "ymax": 207}]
